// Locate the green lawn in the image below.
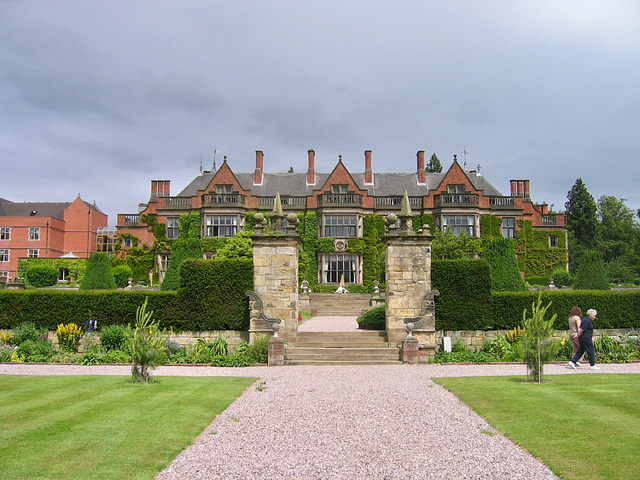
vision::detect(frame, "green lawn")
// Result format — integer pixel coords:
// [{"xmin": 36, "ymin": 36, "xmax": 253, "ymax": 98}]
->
[
  {"xmin": 434, "ymin": 374, "xmax": 640, "ymax": 480},
  {"xmin": 0, "ymin": 375, "xmax": 257, "ymax": 480}
]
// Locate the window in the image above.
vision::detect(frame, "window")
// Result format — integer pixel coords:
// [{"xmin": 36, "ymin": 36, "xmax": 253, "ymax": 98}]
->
[
  {"xmin": 322, "ymin": 254, "xmax": 358, "ymax": 284},
  {"xmin": 166, "ymin": 217, "xmax": 179, "ymax": 239},
  {"xmin": 0, "ymin": 271, "xmax": 8, "ymax": 280},
  {"xmin": 549, "ymin": 236, "xmax": 559, "ymax": 248},
  {"xmin": 447, "ymin": 184, "xmax": 466, "ymax": 194},
  {"xmin": 331, "ymin": 185, "xmax": 349, "ymax": 194},
  {"xmin": 28, "ymin": 249, "xmax": 39, "ymax": 258},
  {"xmin": 502, "ymin": 217, "xmax": 516, "ymax": 239},
  {"xmin": 441, "ymin": 215, "xmax": 475, "ymax": 237},
  {"xmin": 216, "ymin": 185, "xmax": 233, "ymax": 194},
  {"xmin": 324, "ymin": 215, "xmax": 357, "ymax": 238},
  {"xmin": 122, "ymin": 237, "xmax": 132, "ymax": 248},
  {"xmin": 205, "ymin": 215, "xmax": 238, "ymax": 237},
  {"xmin": 0, "ymin": 227, "xmax": 10, "ymax": 240},
  {"xmin": 0, "ymin": 249, "xmax": 9, "ymax": 262},
  {"xmin": 29, "ymin": 227, "xmax": 40, "ymax": 240},
  {"xmin": 96, "ymin": 227, "xmax": 117, "ymax": 253}
]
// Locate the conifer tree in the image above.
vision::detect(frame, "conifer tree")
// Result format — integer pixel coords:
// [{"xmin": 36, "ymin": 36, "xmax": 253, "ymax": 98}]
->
[
  {"xmin": 484, "ymin": 237, "xmax": 526, "ymax": 292},
  {"xmin": 426, "ymin": 153, "xmax": 442, "ymax": 173},
  {"xmin": 80, "ymin": 253, "xmax": 116, "ymax": 290},
  {"xmin": 573, "ymin": 250, "xmax": 610, "ymax": 290}
]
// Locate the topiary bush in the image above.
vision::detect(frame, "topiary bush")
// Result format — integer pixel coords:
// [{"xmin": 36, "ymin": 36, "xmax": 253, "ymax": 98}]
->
[
  {"xmin": 112, "ymin": 265, "xmax": 133, "ymax": 289},
  {"xmin": 484, "ymin": 237, "xmax": 526, "ymax": 292},
  {"xmin": 357, "ymin": 305, "xmax": 385, "ymax": 330},
  {"xmin": 573, "ymin": 250, "xmax": 610, "ymax": 290},
  {"xmin": 551, "ymin": 269, "xmax": 571, "ymax": 288},
  {"xmin": 25, "ymin": 265, "xmax": 59, "ymax": 287},
  {"xmin": 80, "ymin": 253, "xmax": 116, "ymax": 290},
  {"xmin": 161, "ymin": 239, "xmax": 203, "ymax": 291}
]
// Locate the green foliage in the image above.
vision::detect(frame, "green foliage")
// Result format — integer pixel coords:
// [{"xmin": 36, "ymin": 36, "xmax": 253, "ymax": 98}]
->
[
  {"xmin": 431, "ymin": 229, "xmax": 479, "ymax": 260},
  {"xmin": 15, "ymin": 339, "xmax": 55, "ymax": 362},
  {"xmin": 161, "ymin": 238, "xmax": 204, "ymax": 291},
  {"xmin": 56, "ymin": 323, "xmax": 82, "ymax": 352},
  {"xmin": 140, "ymin": 213, "xmax": 166, "ymax": 241},
  {"xmin": 565, "ymin": 178, "xmax": 598, "ymax": 249},
  {"xmin": 189, "ymin": 337, "xmax": 229, "ymax": 364},
  {"xmin": 127, "ymin": 297, "xmax": 168, "ymax": 383},
  {"xmin": 433, "ymin": 340, "xmax": 496, "ymax": 363},
  {"xmin": 594, "ymin": 334, "xmax": 637, "ymax": 363},
  {"xmin": 432, "ymin": 259, "xmax": 492, "ymax": 330},
  {"xmin": 357, "ymin": 305, "xmax": 385, "ymax": 330},
  {"xmin": 573, "ymin": 250, "xmax": 610, "ymax": 290},
  {"xmin": 177, "ymin": 258, "xmax": 253, "ymax": 330},
  {"xmin": 551, "ymin": 269, "xmax": 570, "ymax": 288},
  {"xmin": 346, "ymin": 215, "xmax": 386, "ymax": 287},
  {"xmin": 425, "ymin": 153, "xmax": 442, "ymax": 173},
  {"xmin": 606, "ymin": 259, "xmax": 635, "ymax": 285},
  {"xmin": 245, "ymin": 337, "xmax": 269, "ymax": 364},
  {"xmin": 11, "ymin": 321, "xmax": 45, "ymax": 345},
  {"xmin": 522, "ymin": 294, "xmax": 557, "ymax": 382},
  {"xmin": 596, "ymin": 195, "xmax": 637, "ymax": 264},
  {"xmin": 112, "ymin": 265, "xmax": 133, "ymax": 288},
  {"xmin": 484, "ymin": 237, "xmax": 526, "ymax": 292},
  {"xmin": 24, "ymin": 265, "xmax": 59, "ymax": 287},
  {"xmin": 18, "ymin": 258, "xmax": 87, "ymax": 284},
  {"xmin": 111, "ymin": 246, "xmax": 156, "ymax": 285},
  {"xmin": 298, "ymin": 211, "xmax": 320, "ymax": 287},
  {"xmin": 100, "ymin": 324, "xmax": 130, "ymax": 351},
  {"xmin": 515, "ymin": 220, "xmax": 568, "ymax": 276},
  {"xmin": 479, "ymin": 214, "xmax": 502, "ymax": 240},
  {"xmin": 178, "ymin": 211, "xmax": 202, "ymax": 239},
  {"xmin": 214, "ymin": 232, "xmax": 253, "ymax": 259},
  {"xmin": 80, "ymin": 253, "xmax": 116, "ymax": 290}
]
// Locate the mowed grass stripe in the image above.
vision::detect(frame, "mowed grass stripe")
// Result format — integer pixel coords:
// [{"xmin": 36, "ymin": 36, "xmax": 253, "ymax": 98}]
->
[
  {"xmin": 0, "ymin": 375, "xmax": 257, "ymax": 480},
  {"xmin": 434, "ymin": 374, "xmax": 640, "ymax": 480}
]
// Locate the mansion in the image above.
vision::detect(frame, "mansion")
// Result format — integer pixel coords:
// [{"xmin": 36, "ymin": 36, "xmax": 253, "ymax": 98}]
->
[{"xmin": 116, "ymin": 150, "xmax": 567, "ymax": 285}]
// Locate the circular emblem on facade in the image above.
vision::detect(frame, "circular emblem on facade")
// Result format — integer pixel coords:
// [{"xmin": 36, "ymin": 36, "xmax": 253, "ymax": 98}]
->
[{"xmin": 334, "ymin": 239, "xmax": 348, "ymax": 252}]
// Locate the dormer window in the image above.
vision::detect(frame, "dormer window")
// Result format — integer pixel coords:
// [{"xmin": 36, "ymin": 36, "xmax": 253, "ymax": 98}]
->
[
  {"xmin": 216, "ymin": 185, "xmax": 233, "ymax": 194},
  {"xmin": 331, "ymin": 185, "xmax": 349, "ymax": 194},
  {"xmin": 447, "ymin": 185, "xmax": 466, "ymax": 194}
]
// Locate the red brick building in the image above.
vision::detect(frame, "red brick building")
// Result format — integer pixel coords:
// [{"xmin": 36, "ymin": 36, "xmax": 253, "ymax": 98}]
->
[
  {"xmin": 0, "ymin": 196, "xmax": 107, "ymax": 281},
  {"xmin": 117, "ymin": 150, "xmax": 566, "ymax": 283}
]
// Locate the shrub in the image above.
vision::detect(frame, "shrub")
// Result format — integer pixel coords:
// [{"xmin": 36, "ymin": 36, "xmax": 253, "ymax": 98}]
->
[
  {"xmin": 11, "ymin": 322, "xmax": 45, "ymax": 345},
  {"xmin": 80, "ymin": 253, "xmax": 116, "ymax": 290},
  {"xmin": 100, "ymin": 324, "xmax": 130, "ymax": 351},
  {"xmin": 522, "ymin": 294, "xmax": 557, "ymax": 383},
  {"xmin": 16, "ymin": 339, "xmax": 55, "ymax": 362},
  {"xmin": 484, "ymin": 237, "xmax": 526, "ymax": 292},
  {"xmin": 245, "ymin": 337, "xmax": 269, "ymax": 364},
  {"xmin": 0, "ymin": 329, "xmax": 13, "ymax": 344},
  {"xmin": 0, "ymin": 344, "xmax": 18, "ymax": 362},
  {"xmin": 56, "ymin": 323, "xmax": 82, "ymax": 352},
  {"xmin": 161, "ymin": 239, "xmax": 203, "ymax": 291},
  {"xmin": 112, "ymin": 265, "xmax": 133, "ymax": 289},
  {"xmin": 573, "ymin": 250, "xmax": 610, "ymax": 290},
  {"xmin": 189, "ymin": 337, "xmax": 229, "ymax": 364},
  {"xmin": 551, "ymin": 269, "xmax": 570, "ymax": 288},
  {"xmin": 357, "ymin": 305, "xmax": 385, "ymax": 330},
  {"xmin": 127, "ymin": 298, "xmax": 168, "ymax": 383},
  {"xmin": 25, "ymin": 265, "xmax": 59, "ymax": 287}
]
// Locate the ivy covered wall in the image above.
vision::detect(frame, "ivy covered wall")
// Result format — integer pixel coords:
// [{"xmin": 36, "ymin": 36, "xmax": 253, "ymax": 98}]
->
[{"xmin": 515, "ymin": 219, "xmax": 567, "ymax": 277}]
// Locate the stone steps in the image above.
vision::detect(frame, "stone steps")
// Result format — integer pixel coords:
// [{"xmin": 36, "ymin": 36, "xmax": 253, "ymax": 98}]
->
[
  {"xmin": 309, "ymin": 293, "xmax": 376, "ymax": 317},
  {"xmin": 285, "ymin": 331, "xmax": 401, "ymax": 365}
]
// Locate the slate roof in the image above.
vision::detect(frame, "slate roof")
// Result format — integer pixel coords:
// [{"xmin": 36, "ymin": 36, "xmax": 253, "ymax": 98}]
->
[
  {"xmin": 176, "ymin": 169, "xmax": 504, "ymax": 198},
  {"xmin": 0, "ymin": 198, "xmax": 102, "ymax": 219}
]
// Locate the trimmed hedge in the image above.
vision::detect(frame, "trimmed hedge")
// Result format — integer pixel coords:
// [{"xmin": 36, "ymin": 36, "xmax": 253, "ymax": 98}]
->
[
  {"xmin": 80, "ymin": 253, "xmax": 116, "ymax": 290},
  {"xmin": 432, "ymin": 259, "xmax": 492, "ymax": 331},
  {"xmin": 492, "ymin": 290, "xmax": 640, "ymax": 330},
  {"xmin": 25, "ymin": 265, "xmax": 59, "ymax": 287}
]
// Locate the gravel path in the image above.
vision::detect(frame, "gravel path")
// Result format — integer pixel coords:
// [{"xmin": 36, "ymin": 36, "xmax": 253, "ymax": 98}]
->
[{"xmin": 3, "ymin": 315, "xmax": 638, "ymax": 479}]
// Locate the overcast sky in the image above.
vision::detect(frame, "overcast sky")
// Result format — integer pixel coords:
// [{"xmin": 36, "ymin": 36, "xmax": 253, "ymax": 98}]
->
[{"xmin": 2, "ymin": 1, "xmax": 639, "ymax": 225}]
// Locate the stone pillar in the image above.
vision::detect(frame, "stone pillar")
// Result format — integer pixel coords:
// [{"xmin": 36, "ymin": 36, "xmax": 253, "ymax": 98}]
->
[
  {"xmin": 268, "ymin": 336, "xmax": 285, "ymax": 366},
  {"xmin": 402, "ymin": 335, "xmax": 419, "ymax": 364}
]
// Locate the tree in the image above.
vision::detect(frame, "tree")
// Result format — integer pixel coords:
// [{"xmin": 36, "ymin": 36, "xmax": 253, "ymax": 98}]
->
[
  {"xmin": 573, "ymin": 250, "xmax": 610, "ymax": 290},
  {"xmin": 431, "ymin": 229, "xmax": 479, "ymax": 260},
  {"xmin": 565, "ymin": 178, "xmax": 597, "ymax": 273},
  {"xmin": 484, "ymin": 237, "xmax": 526, "ymax": 292},
  {"xmin": 79, "ymin": 253, "xmax": 116, "ymax": 290},
  {"xmin": 161, "ymin": 239, "xmax": 203, "ymax": 290},
  {"xmin": 596, "ymin": 195, "xmax": 636, "ymax": 263},
  {"xmin": 426, "ymin": 153, "xmax": 442, "ymax": 173},
  {"xmin": 215, "ymin": 232, "xmax": 253, "ymax": 259},
  {"xmin": 522, "ymin": 294, "xmax": 557, "ymax": 383},
  {"xmin": 127, "ymin": 297, "xmax": 167, "ymax": 383}
]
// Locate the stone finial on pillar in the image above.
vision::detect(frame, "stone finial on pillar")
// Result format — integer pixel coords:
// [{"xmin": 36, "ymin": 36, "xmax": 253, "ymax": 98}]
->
[
  {"xmin": 398, "ymin": 190, "xmax": 413, "ymax": 234},
  {"xmin": 385, "ymin": 213, "xmax": 398, "ymax": 235},
  {"xmin": 271, "ymin": 192, "xmax": 285, "ymax": 233},
  {"xmin": 253, "ymin": 212, "xmax": 267, "ymax": 235}
]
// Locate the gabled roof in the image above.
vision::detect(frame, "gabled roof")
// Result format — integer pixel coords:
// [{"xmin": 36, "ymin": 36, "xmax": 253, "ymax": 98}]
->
[{"xmin": 0, "ymin": 198, "xmax": 102, "ymax": 219}]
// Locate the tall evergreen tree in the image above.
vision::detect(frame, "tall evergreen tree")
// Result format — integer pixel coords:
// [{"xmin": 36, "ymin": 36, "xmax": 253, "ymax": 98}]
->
[
  {"xmin": 426, "ymin": 153, "xmax": 442, "ymax": 173},
  {"xmin": 484, "ymin": 237, "xmax": 526, "ymax": 292},
  {"xmin": 80, "ymin": 253, "xmax": 116, "ymax": 290},
  {"xmin": 565, "ymin": 178, "xmax": 597, "ymax": 273},
  {"xmin": 573, "ymin": 250, "xmax": 610, "ymax": 290}
]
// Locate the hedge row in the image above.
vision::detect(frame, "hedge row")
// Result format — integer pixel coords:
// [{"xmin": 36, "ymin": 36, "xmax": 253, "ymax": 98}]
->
[
  {"xmin": 491, "ymin": 290, "xmax": 640, "ymax": 331},
  {"xmin": 0, "ymin": 258, "xmax": 253, "ymax": 332}
]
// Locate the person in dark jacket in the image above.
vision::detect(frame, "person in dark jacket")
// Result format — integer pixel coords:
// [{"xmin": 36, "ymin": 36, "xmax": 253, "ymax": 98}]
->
[{"xmin": 569, "ymin": 309, "xmax": 600, "ymax": 370}]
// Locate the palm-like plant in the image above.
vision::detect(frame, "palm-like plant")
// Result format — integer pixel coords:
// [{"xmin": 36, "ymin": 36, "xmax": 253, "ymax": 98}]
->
[
  {"xmin": 522, "ymin": 294, "xmax": 557, "ymax": 383},
  {"xmin": 127, "ymin": 297, "xmax": 167, "ymax": 383}
]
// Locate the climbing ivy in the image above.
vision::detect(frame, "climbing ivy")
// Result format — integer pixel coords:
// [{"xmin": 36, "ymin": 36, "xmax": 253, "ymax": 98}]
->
[{"xmin": 515, "ymin": 220, "xmax": 567, "ymax": 277}]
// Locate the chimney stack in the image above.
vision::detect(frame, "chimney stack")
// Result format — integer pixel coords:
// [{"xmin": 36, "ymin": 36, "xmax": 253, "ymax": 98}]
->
[
  {"xmin": 254, "ymin": 150, "xmax": 264, "ymax": 185},
  {"xmin": 417, "ymin": 151, "xmax": 426, "ymax": 184},
  {"xmin": 307, "ymin": 149, "xmax": 316, "ymax": 185},
  {"xmin": 150, "ymin": 180, "xmax": 170, "ymax": 201},
  {"xmin": 364, "ymin": 150, "xmax": 373, "ymax": 184}
]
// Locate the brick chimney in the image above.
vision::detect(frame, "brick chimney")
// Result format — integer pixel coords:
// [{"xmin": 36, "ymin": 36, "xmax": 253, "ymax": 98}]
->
[
  {"xmin": 510, "ymin": 180, "xmax": 530, "ymax": 198},
  {"xmin": 254, "ymin": 150, "xmax": 264, "ymax": 185},
  {"xmin": 150, "ymin": 180, "xmax": 170, "ymax": 201},
  {"xmin": 307, "ymin": 149, "xmax": 316, "ymax": 185},
  {"xmin": 417, "ymin": 151, "xmax": 426, "ymax": 184},
  {"xmin": 364, "ymin": 150, "xmax": 373, "ymax": 184}
]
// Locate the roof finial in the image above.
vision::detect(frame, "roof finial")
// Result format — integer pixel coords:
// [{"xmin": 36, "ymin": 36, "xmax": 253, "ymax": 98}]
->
[{"xmin": 338, "ymin": 154, "xmax": 343, "ymax": 163}]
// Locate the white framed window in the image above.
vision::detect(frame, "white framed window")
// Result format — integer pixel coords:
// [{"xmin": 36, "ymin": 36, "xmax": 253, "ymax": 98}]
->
[
  {"xmin": 0, "ymin": 249, "xmax": 9, "ymax": 262},
  {"xmin": 28, "ymin": 249, "xmax": 39, "ymax": 258},
  {"xmin": 29, "ymin": 227, "xmax": 40, "ymax": 240},
  {"xmin": 331, "ymin": 184, "xmax": 349, "ymax": 194},
  {"xmin": 0, "ymin": 271, "xmax": 8, "ymax": 279},
  {"xmin": 205, "ymin": 215, "xmax": 238, "ymax": 237},
  {"xmin": 447, "ymin": 184, "xmax": 466, "ymax": 194},
  {"xmin": 549, "ymin": 236, "xmax": 559, "ymax": 248},
  {"xmin": 216, "ymin": 185, "xmax": 233, "ymax": 194},
  {"xmin": 441, "ymin": 215, "xmax": 476, "ymax": 237},
  {"xmin": 321, "ymin": 253, "xmax": 359, "ymax": 284},
  {"xmin": 122, "ymin": 237, "xmax": 132, "ymax": 248},
  {"xmin": 0, "ymin": 227, "xmax": 10, "ymax": 240},
  {"xmin": 502, "ymin": 217, "xmax": 516, "ymax": 239},
  {"xmin": 323, "ymin": 215, "xmax": 357, "ymax": 238},
  {"xmin": 166, "ymin": 217, "xmax": 179, "ymax": 239}
]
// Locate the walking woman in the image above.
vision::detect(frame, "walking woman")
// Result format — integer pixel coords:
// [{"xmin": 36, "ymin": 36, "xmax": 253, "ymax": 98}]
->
[
  {"xmin": 568, "ymin": 306, "xmax": 583, "ymax": 366},
  {"xmin": 569, "ymin": 309, "xmax": 600, "ymax": 370}
]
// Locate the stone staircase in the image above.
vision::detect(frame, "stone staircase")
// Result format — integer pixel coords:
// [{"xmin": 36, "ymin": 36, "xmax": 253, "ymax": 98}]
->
[
  {"xmin": 285, "ymin": 331, "xmax": 401, "ymax": 365},
  {"xmin": 309, "ymin": 293, "xmax": 375, "ymax": 316}
]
